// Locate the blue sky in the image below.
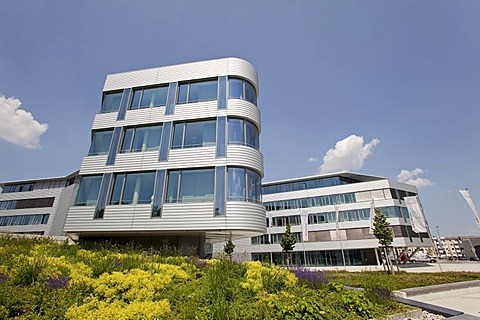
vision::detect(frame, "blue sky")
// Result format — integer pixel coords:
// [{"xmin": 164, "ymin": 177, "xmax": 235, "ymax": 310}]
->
[{"xmin": 1, "ymin": 1, "xmax": 479, "ymax": 237}]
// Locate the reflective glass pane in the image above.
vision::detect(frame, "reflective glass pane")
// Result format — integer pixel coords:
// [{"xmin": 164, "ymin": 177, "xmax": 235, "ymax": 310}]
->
[
  {"xmin": 120, "ymin": 128, "xmax": 134, "ymax": 153},
  {"xmin": 166, "ymin": 171, "xmax": 180, "ymax": 203},
  {"xmin": 246, "ymin": 169, "xmax": 261, "ymax": 203},
  {"xmin": 132, "ymin": 125, "xmax": 162, "ymax": 152},
  {"xmin": 184, "ymin": 120, "xmax": 216, "ymax": 147},
  {"xmin": 101, "ymin": 92, "xmax": 122, "ymax": 113},
  {"xmin": 75, "ymin": 175, "xmax": 102, "ymax": 206},
  {"xmin": 110, "ymin": 174, "xmax": 125, "ymax": 205},
  {"xmin": 172, "ymin": 123, "xmax": 184, "ymax": 148},
  {"xmin": 140, "ymin": 87, "xmax": 168, "ymax": 108},
  {"xmin": 229, "ymin": 78, "xmax": 243, "ymax": 99},
  {"xmin": 245, "ymin": 121, "xmax": 259, "ymax": 149},
  {"xmin": 88, "ymin": 130, "xmax": 113, "ymax": 155},
  {"xmin": 188, "ymin": 80, "xmax": 218, "ymax": 103},
  {"xmin": 179, "ymin": 169, "xmax": 215, "ymax": 202},
  {"xmin": 244, "ymin": 81, "xmax": 257, "ymax": 105},
  {"xmin": 228, "ymin": 119, "xmax": 244, "ymax": 144},
  {"xmin": 121, "ymin": 172, "xmax": 155, "ymax": 204},
  {"xmin": 177, "ymin": 84, "xmax": 188, "ymax": 104},
  {"xmin": 130, "ymin": 90, "xmax": 142, "ymax": 109},
  {"xmin": 228, "ymin": 167, "xmax": 245, "ymax": 201}
]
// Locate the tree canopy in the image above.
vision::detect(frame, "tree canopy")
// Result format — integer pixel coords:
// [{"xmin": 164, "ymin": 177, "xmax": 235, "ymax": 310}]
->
[{"xmin": 373, "ymin": 208, "xmax": 393, "ymax": 247}]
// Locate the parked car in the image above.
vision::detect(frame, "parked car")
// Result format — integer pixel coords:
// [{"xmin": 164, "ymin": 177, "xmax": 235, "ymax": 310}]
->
[{"xmin": 409, "ymin": 253, "xmax": 437, "ymax": 263}]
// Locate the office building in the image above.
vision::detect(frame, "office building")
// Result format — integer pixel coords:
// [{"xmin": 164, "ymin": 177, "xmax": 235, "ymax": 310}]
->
[
  {"xmin": 228, "ymin": 172, "xmax": 433, "ymax": 266},
  {"xmin": 63, "ymin": 58, "xmax": 265, "ymax": 255},
  {"xmin": 0, "ymin": 171, "xmax": 78, "ymax": 236}
]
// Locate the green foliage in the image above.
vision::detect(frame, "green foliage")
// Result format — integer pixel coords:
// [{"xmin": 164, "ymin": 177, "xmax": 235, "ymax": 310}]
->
[
  {"xmin": 373, "ymin": 209, "xmax": 393, "ymax": 247},
  {"xmin": 223, "ymin": 240, "xmax": 235, "ymax": 256},
  {"xmin": 280, "ymin": 224, "xmax": 296, "ymax": 253},
  {"xmin": 3, "ymin": 235, "xmax": 465, "ymax": 320}
]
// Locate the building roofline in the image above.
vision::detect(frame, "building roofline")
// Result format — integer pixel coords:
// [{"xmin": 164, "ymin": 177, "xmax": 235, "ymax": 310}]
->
[
  {"xmin": 0, "ymin": 170, "xmax": 79, "ymax": 187},
  {"xmin": 262, "ymin": 171, "xmax": 387, "ymax": 186}
]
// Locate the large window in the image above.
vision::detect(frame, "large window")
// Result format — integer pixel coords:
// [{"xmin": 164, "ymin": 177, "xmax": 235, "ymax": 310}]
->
[
  {"xmin": 229, "ymin": 77, "xmax": 257, "ymax": 105},
  {"xmin": 88, "ymin": 130, "xmax": 113, "ymax": 156},
  {"xmin": 130, "ymin": 86, "xmax": 168, "ymax": 109},
  {"xmin": 172, "ymin": 120, "xmax": 216, "ymax": 148},
  {"xmin": 100, "ymin": 92, "xmax": 122, "ymax": 113},
  {"xmin": 120, "ymin": 125, "xmax": 162, "ymax": 153},
  {"xmin": 0, "ymin": 214, "xmax": 49, "ymax": 227},
  {"xmin": 228, "ymin": 118, "xmax": 259, "ymax": 149},
  {"xmin": 228, "ymin": 167, "xmax": 261, "ymax": 203},
  {"xmin": 74, "ymin": 175, "xmax": 103, "ymax": 206},
  {"xmin": 0, "ymin": 197, "xmax": 55, "ymax": 210},
  {"xmin": 166, "ymin": 169, "xmax": 215, "ymax": 203},
  {"xmin": 110, "ymin": 172, "xmax": 156, "ymax": 205},
  {"xmin": 177, "ymin": 79, "xmax": 218, "ymax": 104},
  {"xmin": 264, "ymin": 192, "xmax": 356, "ymax": 212},
  {"xmin": 1, "ymin": 183, "xmax": 34, "ymax": 193}
]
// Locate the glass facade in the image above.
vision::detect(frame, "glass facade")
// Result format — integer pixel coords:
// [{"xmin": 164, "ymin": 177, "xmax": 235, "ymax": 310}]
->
[
  {"xmin": 110, "ymin": 172, "xmax": 156, "ymax": 205},
  {"xmin": 120, "ymin": 125, "xmax": 162, "ymax": 153},
  {"xmin": 172, "ymin": 120, "xmax": 216, "ymax": 148},
  {"xmin": 228, "ymin": 77, "xmax": 257, "ymax": 105},
  {"xmin": 177, "ymin": 79, "xmax": 218, "ymax": 104},
  {"xmin": 262, "ymin": 176, "xmax": 361, "ymax": 195},
  {"xmin": 74, "ymin": 175, "xmax": 103, "ymax": 206},
  {"xmin": 264, "ymin": 193, "xmax": 356, "ymax": 212},
  {"xmin": 227, "ymin": 167, "xmax": 261, "ymax": 203},
  {"xmin": 0, "ymin": 197, "xmax": 55, "ymax": 210},
  {"xmin": 0, "ymin": 214, "xmax": 50, "ymax": 226},
  {"xmin": 166, "ymin": 169, "xmax": 215, "ymax": 203},
  {"xmin": 100, "ymin": 92, "xmax": 122, "ymax": 113},
  {"xmin": 228, "ymin": 118, "xmax": 259, "ymax": 149},
  {"xmin": 131, "ymin": 86, "xmax": 168, "ymax": 109},
  {"xmin": 88, "ymin": 130, "xmax": 113, "ymax": 156}
]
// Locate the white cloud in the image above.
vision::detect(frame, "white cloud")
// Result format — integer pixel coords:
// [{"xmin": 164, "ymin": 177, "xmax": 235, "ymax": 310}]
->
[
  {"xmin": 319, "ymin": 135, "xmax": 380, "ymax": 174},
  {"xmin": 307, "ymin": 157, "xmax": 318, "ymax": 162},
  {"xmin": 0, "ymin": 95, "xmax": 48, "ymax": 149},
  {"xmin": 397, "ymin": 168, "xmax": 434, "ymax": 188}
]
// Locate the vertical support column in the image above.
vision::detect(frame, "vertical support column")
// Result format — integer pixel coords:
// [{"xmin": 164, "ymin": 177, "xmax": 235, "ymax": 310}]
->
[
  {"xmin": 117, "ymin": 88, "xmax": 131, "ymax": 121},
  {"xmin": 151, "ymin": 170, "xmax": 166, "ymax": 217},
  {"xmin": 106, "ymin": 127, "xmax": 121, "ymax": 165},
  {"xmin": 214, "ymin": 166, "xmax": 226, "ymax": 216},
  {"xmin": 94, "ymin": 173, "xmax": 112, "ymax": 219},
  {"xmin": 165, "ymin": 82, "xmax": 177, "ymax": 115},
  {"xmin": 159, "ymin": 122, "xmax": 172, "ymax": 161},
  {"xmin": 218, "ymin": 76, "xmax": 227, "ymax": 109},
  {"xmin": 216, "ymin": 116, "xmax": 226, "ymax": 158}
]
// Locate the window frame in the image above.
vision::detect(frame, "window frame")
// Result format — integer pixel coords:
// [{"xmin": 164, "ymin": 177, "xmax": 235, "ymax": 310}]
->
[{"xmin": 176, "ymin": 78, "xmax": 219, "ymax": 104}]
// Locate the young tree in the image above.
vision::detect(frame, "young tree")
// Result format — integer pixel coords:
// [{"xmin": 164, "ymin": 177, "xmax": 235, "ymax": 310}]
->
[
  {"xmin": 223, "ymin": 240, "xmax": 235, "ymax": 261},
  {"xmin": 280, "ymin": 224, "xmax": 296, "ymax": 268},
  {"xmin": 373, "ymin": 208, "xmax": 394, "ymax": 273}
]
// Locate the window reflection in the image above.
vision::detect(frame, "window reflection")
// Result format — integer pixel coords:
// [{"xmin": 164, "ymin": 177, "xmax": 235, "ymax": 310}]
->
[
  {"xmin": 88, "ymin": 130, "xmax": 113, "ymax": 156},
  {"xmin": 100, "ymin": 92, "xmax": 122, "ymax": 113},
  {"xmin": 172, "ymin": 120, "xmax": 216, "ymax": 148},
  {"xmin": 177, "ymin": 79, "xmax": 218, "ymax": 104},
  {"xmin": 110, "ymin": 172, "xmax": 156, "ymax": 205},
  {"xmin": 75, "ymin": 176, "xmax": 103, "ymax": 206}
]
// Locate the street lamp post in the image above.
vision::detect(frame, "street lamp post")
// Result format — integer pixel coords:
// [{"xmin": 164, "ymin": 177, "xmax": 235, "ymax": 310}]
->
[{"xmin": 435, "ymin": 226, "xmax": 443, "ymax": 272}]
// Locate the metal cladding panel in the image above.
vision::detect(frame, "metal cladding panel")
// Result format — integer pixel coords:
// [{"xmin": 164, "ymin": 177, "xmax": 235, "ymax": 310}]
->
[
  {"xmin": 64, "ymin": 207, "xmax": 95, "ymax": 231},
  {"xmin": 104, "ymin": 68, "xmax": 160, "ymax": 92},
  {"xmin": 103, "ymin": 58, "xmax": 258, "ymax": 92},
  {"xmin": 225, "ymin": 145, "xmax": 264, "ymax": 175},
  {"xmin": 0, "ymin": 188, "xmax": 62, "ymax": 201},
  {"xmin": 103, "ymin": 58, "xmax": 231, "ymax": 92},
  {"xmin": 173, "ymin": 101, "xmax": 219, "ymax": 121},
  {"xmin": 226, "ymin": 58, "xmax": 259, "ymax": 94},
  {"xmin": 123, "ymin": 108, "xmax": 155, "ymax": 126},
  {"xmin": 227, "ymin": 100, "xmax": 261, "ymax": 129},
  {"xmin": 263, "ymin": 180, "xmax": 392, "ymax": 202},
  {"xmin": 388, "ymin": 180, "xmax": 418, "ymax": 193},
  {"xmin": 48, "ymin": 184, "xmax": 77, "ymax": 236},
  {"xmin": 0, "ymin": 224, "xmax": 49, "ymax": 234},
  {"xmin": 92, "ymin": 113, "xmax": 118, "ymax": 130},
  {"xmin": 167, "ymin": 147, "xmax": 218, "ymax": 169},
  {"xmin": 79, "ymin": 156, "xmax": 108, "ymax": 175}
]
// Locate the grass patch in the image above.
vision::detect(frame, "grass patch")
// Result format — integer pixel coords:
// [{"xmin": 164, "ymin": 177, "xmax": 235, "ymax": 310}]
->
[{"xmin": 325, "ymin": 270, "xmax": 480, "ymax": 291}]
